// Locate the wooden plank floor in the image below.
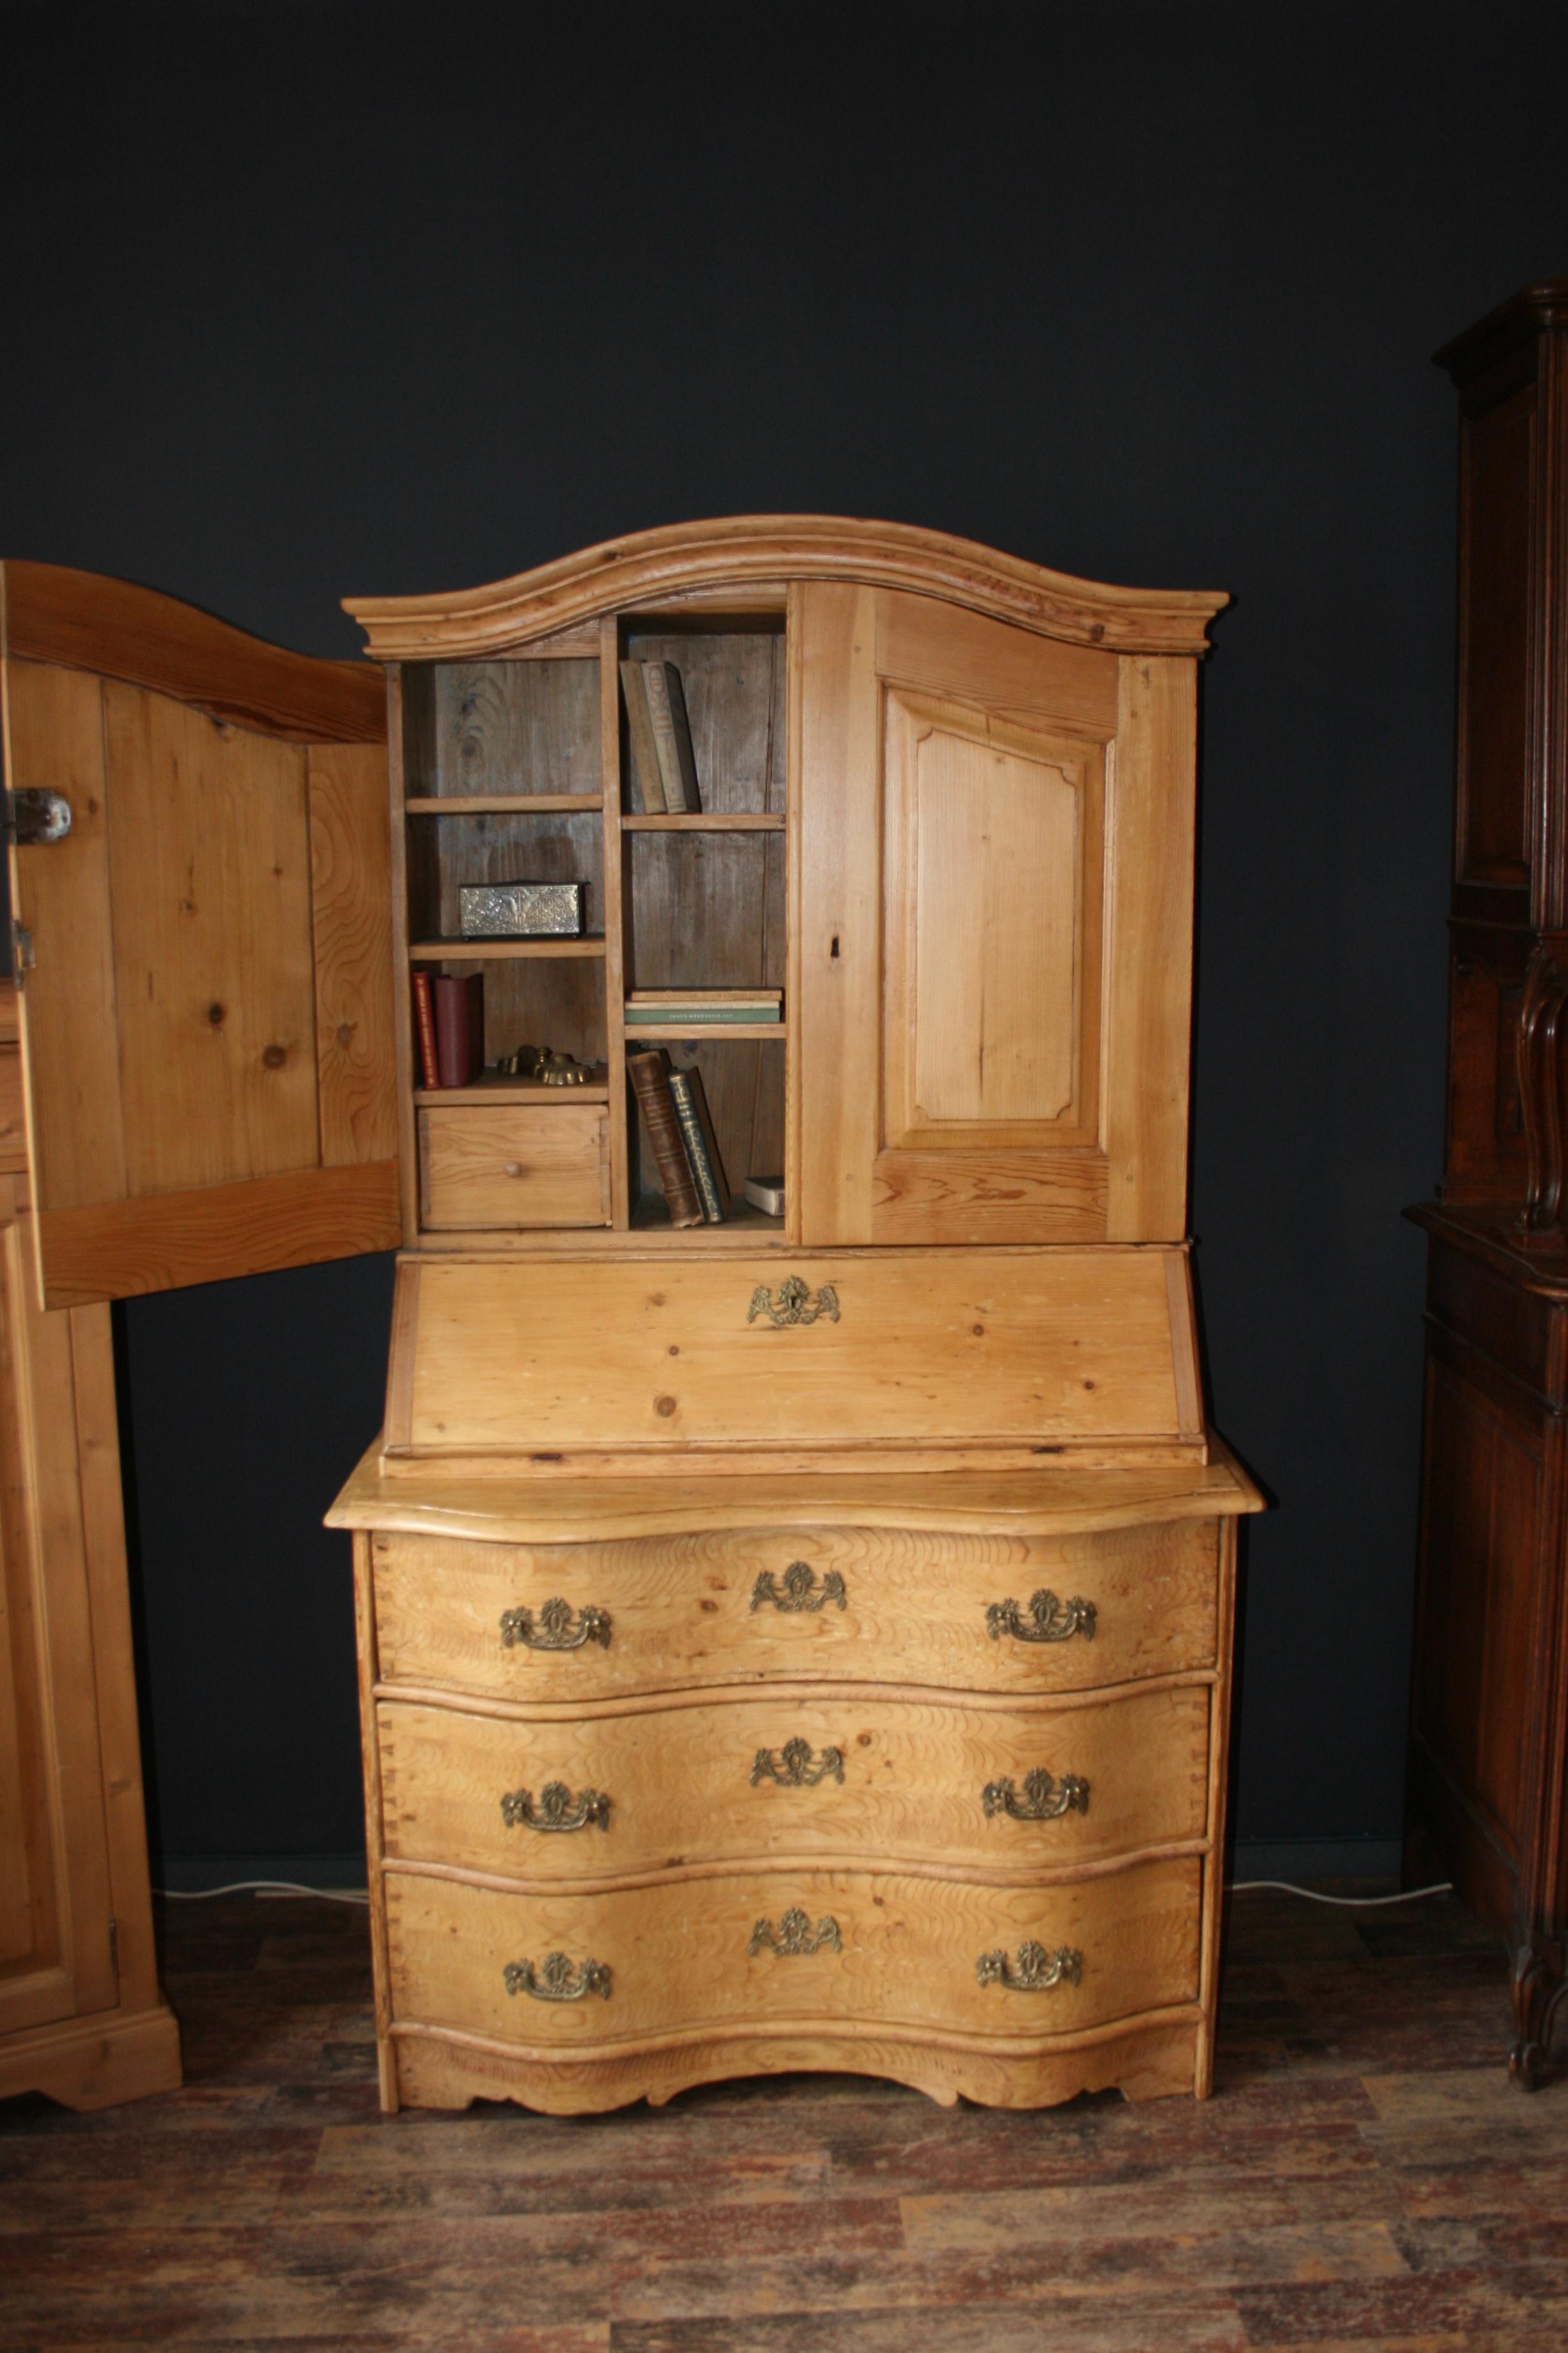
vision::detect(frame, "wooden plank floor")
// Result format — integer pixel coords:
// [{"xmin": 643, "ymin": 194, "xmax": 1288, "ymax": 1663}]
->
[{"xmin": 0, "ymin": 1885, "xmax": 1563, "ymax": 2350}]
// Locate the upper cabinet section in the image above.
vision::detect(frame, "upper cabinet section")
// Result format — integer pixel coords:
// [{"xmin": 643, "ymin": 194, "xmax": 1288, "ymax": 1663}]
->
[
  {"xmin": 0, "ymin": 563, "xmax": 399, "ymax": 1308},
  {"xmin": 346, "ymin": 519, "xmax": 1224, "ymax": 1256}
]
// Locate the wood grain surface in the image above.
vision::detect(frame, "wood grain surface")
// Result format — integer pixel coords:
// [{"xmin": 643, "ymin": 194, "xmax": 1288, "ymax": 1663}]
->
[
  {"xmin": 418, "ymin": 1104, "xmax": 609, "ymax": 1230},
  {"xmin": 381, "ymin": 1855, "xmax": 1202, "ymax": 2047},
  {"xmin": 393, "ymin": 1247, "xmax": 1194, "ymax": 1456},
  {"xmin": 367, "ymin": 1517, "xmax": 1220, "ymax": 1705},
  {"xmin": 375, "ymin": 1679, "xmax": 1211, "ymax": 1882}
]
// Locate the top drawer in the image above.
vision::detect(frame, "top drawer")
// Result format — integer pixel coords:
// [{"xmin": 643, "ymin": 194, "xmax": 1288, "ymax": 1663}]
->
[{"xmin": 369, "ymin": 1517, "xmax": 1220, "ymax": 1703}]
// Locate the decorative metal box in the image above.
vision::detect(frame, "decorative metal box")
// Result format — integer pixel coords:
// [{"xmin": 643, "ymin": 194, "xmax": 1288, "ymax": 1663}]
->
[{"xmin": 459, "ymin": 880, "xmax": 585, "ymax": 939}]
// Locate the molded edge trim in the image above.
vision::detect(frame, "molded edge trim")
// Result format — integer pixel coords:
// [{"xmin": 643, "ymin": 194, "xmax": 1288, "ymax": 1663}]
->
[
  {"xmin": 344, "ymin": 516, "xmax": 1229, "ymax": 660},
  {"xmin": 2, "ymin": 561, "xmax": 386, "ymax": 743}
]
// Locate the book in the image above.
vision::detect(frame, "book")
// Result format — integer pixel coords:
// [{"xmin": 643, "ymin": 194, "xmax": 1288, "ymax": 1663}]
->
[
  {"xmin": 411, "ymin": 970, "xmax": 441, "ymax": 1089},
  {"xmin": 667, "ymin": 1067, "xmax": 729, "ymax": 1222},
  {"xmin": 626, "ymin": 1048, "xmax": 704, "ymax": 1226},
  {"xmin": 743, "ymin": 1175, "xmax": 785, "ymax": 1217},
  {"xmin": 626, "ymin": 988, "xmax": 781, "ymax": 1026},
  {"xmin": 619, "ymin": 661, "xmax": 666, "ymax": 813},
  {"xmin": 641, "ymin": 661, "xmax": 700, "ymax": 812},
  {"xmin": 431, "ymin": 972, "xmax": 484, "ymax": 1087}
]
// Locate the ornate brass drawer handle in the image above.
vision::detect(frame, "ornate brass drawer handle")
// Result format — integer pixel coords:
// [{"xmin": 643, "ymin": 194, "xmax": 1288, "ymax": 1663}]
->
[
  {"xmin": 975, "ymin": 1941, "xmax": 1083, "ymax": 1993},
  {"xmin": 751, "ymin": 1737, "xmax": 845, "ymax": 1788},
  {"xmin": 751, "ymin": 1562, "xmax": 847, "ymax": 1613},
  {"xmin": 500, "ymin": 1781, "xmax": 611, "ymax": 1833},
  {"xmin": 750, "ymin": 1907, "xmax": 841, "ymax": 1957},
  {"xmin": 499, "ymin": 1598, "xmax": 612, "ymax": 1652},
  {"xmin": 747, "ymin": 1275, "xmax": 840, "ymax": 1327},
  {"xmin": 982, "ymin": 1768, "xmax": 1090, "ymax": 1822},
  {"xmin": 503, "ymin": 1952, "xmax": 612, "ymax": 2002},
  {"xmin": 986, "ymin": 1589, "xmax": 1097, "ymax": 1645}
]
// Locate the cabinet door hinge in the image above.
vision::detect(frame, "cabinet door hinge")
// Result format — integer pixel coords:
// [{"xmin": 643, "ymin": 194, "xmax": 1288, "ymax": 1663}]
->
[
  {"xmin": 10, "ymin": 921, "xmax": 34, "ymax": 972},
  {"xmin": 4, "ymin": 787, "xmax": 72, "ymax": 844},
  {"xmin": 108, "ymin": 1915, "xmax": 119, "ymax": 1982}
]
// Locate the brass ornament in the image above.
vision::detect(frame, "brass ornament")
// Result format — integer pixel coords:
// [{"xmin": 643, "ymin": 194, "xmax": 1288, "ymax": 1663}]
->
[
  {"xmin": 499, "ymin": 1598, "xmax": 612, "ymax": 1651},
  {"xmin": 746, "ymin": 1275, "xmax": 841, "ymax": 1327},
  {"xmin": 494, "ymin": 1043, "xmax": 596, "ymax": 1085},
  {"xmin": 981, "ymin": 1768, "xmax": 1090, "ymax": 1822},
  {"xmin": 500, "ymin": 1781, "xmax": 611, "ymax": 1832},
  {"xmin": 750, "ymin": 1908, "xmax": 841, "ymax": 1958},
  {"xmin": 975, "ymin": 1941, "xmax": 1083, "ymax": 1993},
  {"xmin": 986, "ymin": 1589, "xmax": 1097, "ymax": 1645},
  {"xmin": 750, "ymin": 1561, "xmax": 847, "ymax": 1614},
  {"xmin": 751, "ymin": 1737, "xmax": 845, "ymax": 1788},
  {"xmin": 503, "ymin": 1952, "xmax": 612, "ymax": 2002}
]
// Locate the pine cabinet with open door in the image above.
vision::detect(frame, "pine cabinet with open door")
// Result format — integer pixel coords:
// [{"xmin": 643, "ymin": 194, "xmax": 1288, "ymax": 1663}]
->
[
  {"xmin": 0, "ymin": 562, "xmax": 399, "ymax": 2106},
  {"xmin": 329, "ymin": 517, "xmax": 1264, "ymax": 2117}
]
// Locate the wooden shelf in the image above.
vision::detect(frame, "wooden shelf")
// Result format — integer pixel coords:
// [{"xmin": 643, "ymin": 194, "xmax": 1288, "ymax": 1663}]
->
[
  {"xmin": 628, "ymin": 1196, "xmax": 786, "ymax": 1242},
  {"xmin": 414, "ymin": 1070, "xmax": 610, "ymax": 1106},
  {"xmin": 410, "ymin": 937, "xmax": 607, "ymax": 961},
  {"xmin": 621, "ymin": 1021, "xmax": 785, "ymax": 1042},
  {"xmin": 405, "ymin": 794, "xmax": 602, "ymax": 815},
  {"xmin": 621, "ymin": 812, "xmax": 784, "ymax": 832}
]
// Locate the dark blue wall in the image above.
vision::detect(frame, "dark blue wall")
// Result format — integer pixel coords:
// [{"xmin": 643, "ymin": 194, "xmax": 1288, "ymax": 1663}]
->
[{"xmin": 4, "ymin": 0, "xmax": 1567, "ymax": 1872}]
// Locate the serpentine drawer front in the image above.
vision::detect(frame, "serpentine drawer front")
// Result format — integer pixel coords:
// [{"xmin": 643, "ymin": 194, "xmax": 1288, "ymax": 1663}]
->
[
  {"xmin": 374, "ymin": 1682, "xmax": 1213, "ymax": 1881},
  {"xmin": 381, "ymin": 1855, "xmax": 1202, "ymax": 2048},
  {"xmin": 369, "ymin": 1520, "xmax": 1220, "ymax": 1704}
]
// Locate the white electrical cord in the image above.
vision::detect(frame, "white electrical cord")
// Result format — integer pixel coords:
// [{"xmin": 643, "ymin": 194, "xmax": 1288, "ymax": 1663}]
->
[
  {"xmin": 1227, "ymin": 1878, "xmax": 1453, "ymax": 1908},
  {"xmin": 156, "ymin": 1880, "xmax": 369, "ymax": 1907}
]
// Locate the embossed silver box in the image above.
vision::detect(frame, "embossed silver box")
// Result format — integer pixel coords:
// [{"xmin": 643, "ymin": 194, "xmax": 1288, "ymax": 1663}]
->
[{"xmin": 458, "ymin": 880, "xmax": 585, "ymax": 939}]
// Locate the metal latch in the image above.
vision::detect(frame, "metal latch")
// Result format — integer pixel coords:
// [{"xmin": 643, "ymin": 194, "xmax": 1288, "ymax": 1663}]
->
[
  {"xmin": 11, "ymin": 923, "xmax": 34, "ymax": 971},
  {"xmin": 5, "ymin": 789, "xmax": 72, "ymax": 844}
]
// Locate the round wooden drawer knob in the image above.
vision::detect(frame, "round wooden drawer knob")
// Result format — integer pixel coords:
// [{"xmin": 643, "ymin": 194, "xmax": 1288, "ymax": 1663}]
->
[{"xmin": 503, "ymin": 1160, "xmax": 524, "ymax": 1178}]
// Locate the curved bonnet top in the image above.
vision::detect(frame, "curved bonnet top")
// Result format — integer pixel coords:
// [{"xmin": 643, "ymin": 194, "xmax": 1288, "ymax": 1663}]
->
[{"xmin": 343, "ymin": 515, "xmax": 1227, "ymax": 660}]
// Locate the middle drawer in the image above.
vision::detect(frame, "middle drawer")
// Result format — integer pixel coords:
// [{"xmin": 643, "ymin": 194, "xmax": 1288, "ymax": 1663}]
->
[{"xmin": 376, "ymin": 1681, "xmax": 1211, "ymax": 1882}]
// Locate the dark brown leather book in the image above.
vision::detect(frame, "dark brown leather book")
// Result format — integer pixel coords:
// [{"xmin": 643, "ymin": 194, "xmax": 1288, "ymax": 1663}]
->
[
  {"xmin": 627, "ymin": 1048, "xmax": 704, "ymax": 1226},
  {"xmin": 411, "ymin": 970, "xmax": 441, "ymax": 1089},
  {"xmin": 431, "ymin": 973, "xmax": 484, "ymax": 1087}
]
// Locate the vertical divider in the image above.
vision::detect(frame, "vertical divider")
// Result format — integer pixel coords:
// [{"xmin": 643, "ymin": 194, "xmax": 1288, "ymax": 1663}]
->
[
  {"xmin": 600, "ymin": 616, "xmax": 630, "ymax": 1228},
  {"xmin": 385, "ymin": 669, "xmax": 419, "ymax": 1246}
]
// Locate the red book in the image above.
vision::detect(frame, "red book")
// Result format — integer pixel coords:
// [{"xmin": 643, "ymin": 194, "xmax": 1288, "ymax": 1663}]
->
[
  {"xmin": 411, "ymin": 971, "xmax": 441, "ymax": 1090},
  {"xmin": 431, "ymin": 974, "xmax": 484, "ymax": 1087}
]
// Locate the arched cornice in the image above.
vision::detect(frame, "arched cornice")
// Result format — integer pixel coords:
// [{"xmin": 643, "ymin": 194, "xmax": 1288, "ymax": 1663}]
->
[{"xmin": 344, "ymin": 516, "xmax": 1227, "ymax": 660}]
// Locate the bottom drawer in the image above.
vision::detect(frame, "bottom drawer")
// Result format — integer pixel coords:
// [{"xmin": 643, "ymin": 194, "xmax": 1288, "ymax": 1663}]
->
[{"xmin": 382, "ymin": 1855, "xmax": 1201, "ymax": 2047}]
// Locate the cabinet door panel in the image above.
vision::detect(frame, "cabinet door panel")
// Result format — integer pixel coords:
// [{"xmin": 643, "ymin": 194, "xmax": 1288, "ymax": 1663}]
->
[
  {"xmin": 1, "ymin": 563, "xmax": 400, "ymax": 1306},
  {"xmin": 795, "ymin": 584, "xmax": 1194, "ymax": 1246}
]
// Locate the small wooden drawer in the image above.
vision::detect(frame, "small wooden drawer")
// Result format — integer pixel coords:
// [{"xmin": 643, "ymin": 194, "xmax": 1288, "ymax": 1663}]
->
[
  {"xmin": 376, "ymin": 1682, "xmax": 1211, "ymax": 1882},
  {"xmin": 369, "ymin": 1518, "xmax": 1220, "ymax": 1704},
  {"xmin": 418, "ymin": 1104, "xmax": 609, "ymax": 1231},
  {"xmin": 381, "ymin": 1855, "xmax": 1202, "ymax": 2047}
]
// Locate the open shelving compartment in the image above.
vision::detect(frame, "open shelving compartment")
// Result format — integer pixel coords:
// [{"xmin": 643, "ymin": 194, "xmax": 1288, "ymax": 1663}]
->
[{"xmin": 394, "ymin": 602, "xmax": 791, "ymax": 1249}]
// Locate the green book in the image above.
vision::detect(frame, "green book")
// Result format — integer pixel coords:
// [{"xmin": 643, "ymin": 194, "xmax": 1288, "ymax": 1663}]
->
[{"xmin": 666, "ymin": 1068, "xmax": 729, "ymax": 1222}]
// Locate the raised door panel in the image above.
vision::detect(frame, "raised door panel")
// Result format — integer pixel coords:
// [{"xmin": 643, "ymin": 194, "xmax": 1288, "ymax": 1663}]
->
[
  {"xmin": 0, "ymin": 562, "xmax": 400, "ymax": 1307},
  {"xmin": 1456, "ymin": 387, "xmax": 1535, "ymax": 894},
  {"xmin": 794, "ymin": 585, "xmax": 1194, "ymax": 1245}
]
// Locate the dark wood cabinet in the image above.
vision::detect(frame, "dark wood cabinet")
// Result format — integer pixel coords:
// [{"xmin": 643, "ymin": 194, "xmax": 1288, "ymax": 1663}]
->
[{"xmin": 1407, "ymin": 282, "xmax": 1568, "ymax": 2084}]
